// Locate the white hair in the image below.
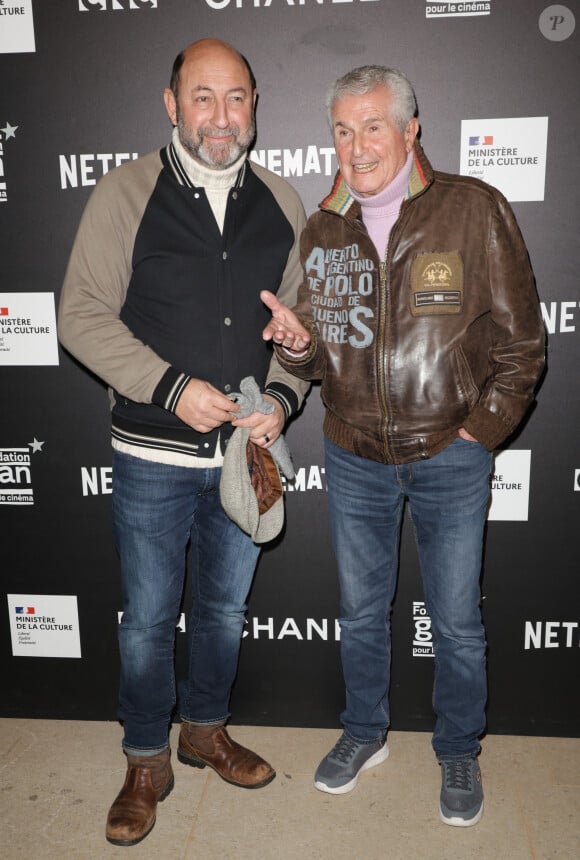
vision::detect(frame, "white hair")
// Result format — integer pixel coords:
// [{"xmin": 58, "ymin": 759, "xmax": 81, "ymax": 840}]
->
[{"xmin": 326, "ymin": 65, "xmax": 418, "ymax": 132}]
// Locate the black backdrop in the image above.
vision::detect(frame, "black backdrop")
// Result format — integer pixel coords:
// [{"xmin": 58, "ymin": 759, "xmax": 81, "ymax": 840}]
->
[{"xmin": 1, "ymin": 0, "xmax": 579, "ymax": 737}]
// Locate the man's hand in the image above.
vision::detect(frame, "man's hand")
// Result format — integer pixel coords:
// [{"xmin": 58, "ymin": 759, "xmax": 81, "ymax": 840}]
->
[
  {"xmin": 175, "ymin": 378, "xmax": 239, "ymax": 433},
  {"xmin": 458, "ymin": 427, "xmax": 478, "ymax": 442},
  {"xmin": 261, "ymin": 290, "xmax": 311, "ymax": 352},
  {"xmin": 231, "ymin": 394, "xmax": 285, "ymax": 448}
]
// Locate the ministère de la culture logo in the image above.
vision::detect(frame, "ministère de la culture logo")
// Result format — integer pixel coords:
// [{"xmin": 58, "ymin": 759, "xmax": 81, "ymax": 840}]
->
[
  {"xmin": 0, "ymin": 294, "xmax": 59, "ymax": 364},
  {"xmin": 0, "ymin": 438, "xmax": 44, "ymax": 506},
  {"xmin": 460, "ymin": 117, "xmax": 549, "ymax": 202},
  {"xmin": 0, "ymin": 0, "xmax": 35, "ymax": 53},
  {"xmin": 7, "ymin": 594, "xmax": 82, "ymax": 658}
]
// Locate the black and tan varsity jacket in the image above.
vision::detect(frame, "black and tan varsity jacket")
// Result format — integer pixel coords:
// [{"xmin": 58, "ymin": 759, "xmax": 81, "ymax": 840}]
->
[{"xmin": 58, "ymin": 142, "xmax": 309, "ymax": 460}]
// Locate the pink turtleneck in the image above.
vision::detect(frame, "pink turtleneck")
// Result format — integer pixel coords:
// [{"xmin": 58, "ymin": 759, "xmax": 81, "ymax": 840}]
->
[{"xmin": 346, "ymin": 148, "xmax": 414, "ymax": 261}]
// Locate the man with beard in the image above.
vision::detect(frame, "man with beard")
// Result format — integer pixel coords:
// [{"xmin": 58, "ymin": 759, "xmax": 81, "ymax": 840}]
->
[{"xmin": 58, "ymin": 39, "xmax": 308, "ymax": 847}]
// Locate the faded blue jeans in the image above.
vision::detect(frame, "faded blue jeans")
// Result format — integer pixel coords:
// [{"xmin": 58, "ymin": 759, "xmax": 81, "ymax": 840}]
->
[
  {"xmin": 112, "ymin": 450, "xmax": 260, "ymax": 756},
  {"xmin": 324, "ymin": 436, "xmax": 492, "ymax": 760}
]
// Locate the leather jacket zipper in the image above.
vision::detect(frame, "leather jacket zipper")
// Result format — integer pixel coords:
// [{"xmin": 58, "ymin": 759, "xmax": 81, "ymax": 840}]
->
[{"xmin": 378, "ymin": 247, "xmax": 391, "ymax": 462}]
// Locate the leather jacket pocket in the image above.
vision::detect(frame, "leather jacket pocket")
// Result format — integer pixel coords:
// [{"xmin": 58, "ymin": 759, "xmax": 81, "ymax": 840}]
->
[{"xmin": 452, "ymin": 345, "xmax": 480, "ymax": 408}]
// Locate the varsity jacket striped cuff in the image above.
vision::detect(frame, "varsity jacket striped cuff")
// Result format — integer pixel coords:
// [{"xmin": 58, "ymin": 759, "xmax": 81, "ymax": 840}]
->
[
  {"xmin": 264, "ymin": 382, "xmax": 299, "ymax": 421},
  {"xmin": 152, "ymin": 367, "xmax": 298, "ymax": 422},
  {"xmin": 152, "ymin": 367, "xmax": 192, "ymax": 412}
]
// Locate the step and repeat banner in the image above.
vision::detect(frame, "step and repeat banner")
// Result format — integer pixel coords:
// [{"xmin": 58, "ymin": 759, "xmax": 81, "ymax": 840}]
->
[{"xmin": 1, "ymin": 1, "xmax": 578, "ymax": 736}]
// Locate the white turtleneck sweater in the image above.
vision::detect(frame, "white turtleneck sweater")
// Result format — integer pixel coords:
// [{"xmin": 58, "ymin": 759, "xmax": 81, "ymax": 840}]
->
[{"xmin": 171, "ymin": 126, "xmax": 246, "ymax": 232}]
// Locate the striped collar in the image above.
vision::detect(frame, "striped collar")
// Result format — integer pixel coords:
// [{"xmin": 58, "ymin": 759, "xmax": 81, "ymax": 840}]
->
[{"xmin": 320, "ymin": 142, "xmax": 431, "ymax": 217}]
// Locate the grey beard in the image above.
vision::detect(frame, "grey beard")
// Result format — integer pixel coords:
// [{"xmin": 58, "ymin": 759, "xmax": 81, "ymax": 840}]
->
[{"xmin": 177, "ymin": 118, "xmax": 255, "ymax": 170}]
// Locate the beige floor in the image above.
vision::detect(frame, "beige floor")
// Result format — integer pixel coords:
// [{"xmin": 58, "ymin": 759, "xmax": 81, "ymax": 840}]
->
[{"xmin": 0, "ymin": 720, "xmax": 578, "ymax": 859}]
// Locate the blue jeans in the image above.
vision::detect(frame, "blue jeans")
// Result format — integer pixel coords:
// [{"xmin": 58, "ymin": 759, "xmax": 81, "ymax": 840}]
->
[
  {"xmin": 112, "ymin": 450, "xmax": 260, "ymax": 756},
  {"xmin": 324, "ymin": 436, "xmax": 492, "ymax": 760}
]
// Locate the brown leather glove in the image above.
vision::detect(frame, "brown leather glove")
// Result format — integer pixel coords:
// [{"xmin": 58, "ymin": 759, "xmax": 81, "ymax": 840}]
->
[{"xmin": 246, "ymin": 440, "xmax": 283, "ymax": 515}]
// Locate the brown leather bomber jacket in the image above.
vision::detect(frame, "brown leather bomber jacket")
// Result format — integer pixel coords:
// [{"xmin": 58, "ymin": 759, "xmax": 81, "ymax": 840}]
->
[{"xmin": 276, "ymin": 142, "xmax": 546, "ymax": 465}]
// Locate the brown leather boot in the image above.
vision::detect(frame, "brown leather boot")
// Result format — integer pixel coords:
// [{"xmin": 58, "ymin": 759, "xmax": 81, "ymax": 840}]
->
[
  {"xmin": 106, "ymin": 747, "xmax": 174, "ymax": 846},
  {"xmin": 177, "ymin": 722, "xmax": 275, "ymax": 789}
]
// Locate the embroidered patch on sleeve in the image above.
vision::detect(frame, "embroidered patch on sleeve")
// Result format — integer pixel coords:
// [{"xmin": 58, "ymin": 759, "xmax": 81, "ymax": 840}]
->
[{"xmin": 410, "ymin": 251, "xmax": 464, "ymax": 315}]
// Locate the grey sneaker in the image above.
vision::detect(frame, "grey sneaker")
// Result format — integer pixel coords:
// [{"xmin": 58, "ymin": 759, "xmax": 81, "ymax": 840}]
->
[
  {"xmin": 439, "ymin": 757, "xmax": 484, "ymax": 827},
  {"xmin": 314, "ymin": 732, "xmax": 389, "ymax": 795}
]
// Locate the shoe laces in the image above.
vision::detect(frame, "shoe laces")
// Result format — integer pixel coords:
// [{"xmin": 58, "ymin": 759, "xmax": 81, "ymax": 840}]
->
[
  {"xmin": 330, "ymin": 734, "xmax": 360, "ymax": 764},
  {"xmin": 442, "ymin": 759, "xmax": 474, "ymax": 791}
]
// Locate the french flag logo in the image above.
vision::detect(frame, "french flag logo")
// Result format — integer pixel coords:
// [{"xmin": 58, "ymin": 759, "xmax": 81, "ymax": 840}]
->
[
  {"xmin": 15, "ymin": 606, "xmax": 35, "ymax": 615},
  {"xmin": 0, "ymin": 307, "xmax": 8, "ymax": 316},
  {"xmin": 468, "ymin": 135, "xmax": 494, "ymax": 146}
]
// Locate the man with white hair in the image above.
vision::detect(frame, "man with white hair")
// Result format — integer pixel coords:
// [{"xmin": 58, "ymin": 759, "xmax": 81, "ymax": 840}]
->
[{"xmin": 262, "ymin": 64, "xmax": 545, "ymax": 827}]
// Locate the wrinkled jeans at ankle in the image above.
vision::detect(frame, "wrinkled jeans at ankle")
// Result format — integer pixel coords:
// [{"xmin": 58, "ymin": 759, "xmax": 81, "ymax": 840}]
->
[{"xmin": 112, "ymin": 451, "xmax": 260, "ymax": 755}]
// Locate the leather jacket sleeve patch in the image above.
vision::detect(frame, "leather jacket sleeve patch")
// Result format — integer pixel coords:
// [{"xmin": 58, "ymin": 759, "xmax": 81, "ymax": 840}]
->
[{"xmin": 410, "ymin": 251, "xmax": 463, "ymax": 315}]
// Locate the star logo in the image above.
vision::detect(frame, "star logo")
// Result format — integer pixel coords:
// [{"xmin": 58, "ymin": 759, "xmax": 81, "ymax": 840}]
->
[
  {"xmin": 28, "ymin": 438, "xmax": 44, "ymax": 454},
  {"xmin": 1, "ymin": 122, "xmax": 18, "ymax": 140}
]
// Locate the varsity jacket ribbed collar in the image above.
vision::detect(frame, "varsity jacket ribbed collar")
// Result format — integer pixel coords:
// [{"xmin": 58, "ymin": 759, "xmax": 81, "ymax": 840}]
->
[{"xmin": 164, "ymin": 134, "xmax": 248, "ymax": 191}]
